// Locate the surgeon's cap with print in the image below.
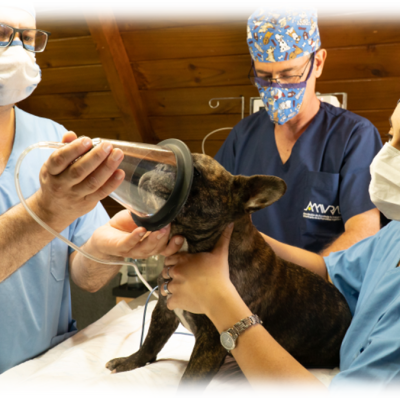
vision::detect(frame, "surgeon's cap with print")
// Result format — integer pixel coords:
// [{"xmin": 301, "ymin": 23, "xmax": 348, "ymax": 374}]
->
[
  {"xmin": 247, "ymin": 8, "xmax": 320, "ymax": 63},
  {"xmin": 0, "ymin": 0, "xmax": 36, "ymax": 20}
]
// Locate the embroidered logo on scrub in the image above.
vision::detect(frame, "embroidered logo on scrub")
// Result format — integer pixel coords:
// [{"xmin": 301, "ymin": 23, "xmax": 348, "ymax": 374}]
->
[{"xmin": 303, "ymin": 201, "xmax": 341, "ymax": 222}]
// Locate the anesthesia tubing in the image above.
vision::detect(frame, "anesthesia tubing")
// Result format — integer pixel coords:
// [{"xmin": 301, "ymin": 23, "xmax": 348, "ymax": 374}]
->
[{"xmin": 14, "ymin": 141, "xmax": 158, "ymax": 298}]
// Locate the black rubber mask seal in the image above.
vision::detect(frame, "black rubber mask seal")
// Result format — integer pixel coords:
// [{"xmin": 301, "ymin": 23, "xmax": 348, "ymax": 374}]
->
[{"xmin": 130, "ymin": 139, "xmax": 193, "ymax": 231}]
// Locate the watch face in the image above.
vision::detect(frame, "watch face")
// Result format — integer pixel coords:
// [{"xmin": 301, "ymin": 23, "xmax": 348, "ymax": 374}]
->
[{"xmin": 220, "ymin": 332, "xmax": 235, "ymax": 351}]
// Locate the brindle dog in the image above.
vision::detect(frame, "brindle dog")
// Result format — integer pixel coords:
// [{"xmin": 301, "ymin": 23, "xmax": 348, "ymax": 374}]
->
[{"xmin": 106, "ymin": 153, "xmax": 352, "ymax": 387}]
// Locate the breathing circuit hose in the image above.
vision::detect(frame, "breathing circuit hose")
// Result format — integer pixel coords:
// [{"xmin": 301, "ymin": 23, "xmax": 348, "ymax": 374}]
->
[{"xmin": 14, "ymin": 141, "xmax": 159, "ymax": 298}]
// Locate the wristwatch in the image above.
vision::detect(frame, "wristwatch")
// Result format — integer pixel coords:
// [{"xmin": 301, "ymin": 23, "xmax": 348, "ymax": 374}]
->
[{"xmin": 220, "ymin": 314, "xmax": 262, "ymax": 352}]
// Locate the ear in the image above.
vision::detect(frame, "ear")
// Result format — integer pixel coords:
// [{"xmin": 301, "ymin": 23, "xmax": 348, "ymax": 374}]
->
[
  {"xmin": 233, "ymin": 175, "xmax": 287, "ymax": 214},
  {"xmin": 314, "ymin": 48, "xmax": 327, "ymax": 79}
]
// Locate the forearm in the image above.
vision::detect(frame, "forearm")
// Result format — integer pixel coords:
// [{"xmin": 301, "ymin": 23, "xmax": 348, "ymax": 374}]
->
[
  {"xmin": 69, "ymin": 236, "xmax": 121, "ymax": 293},
  {"xmin": 207, "ymin": 285, "xmax": 325, "ymax": 387},
  {"xmin": 260, "ymin": 232, "xmax": 327, "ymax": 280},
  {"xmin": 319, "ymin": 231, "xmax": 362, "ymax": 257},
  {"xmin": 320, "ymin": 209, "xmax": 380, "ymax": 257},
  {"xmin": 0, "ymin": 193, "xmax": 69, "ymax": 283}
]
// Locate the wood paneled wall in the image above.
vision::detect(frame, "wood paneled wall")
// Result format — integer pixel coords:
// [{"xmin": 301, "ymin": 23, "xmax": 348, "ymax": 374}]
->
[{"xmin": 17, "ymin": 10, "xmax": 400, "ymax": 216}]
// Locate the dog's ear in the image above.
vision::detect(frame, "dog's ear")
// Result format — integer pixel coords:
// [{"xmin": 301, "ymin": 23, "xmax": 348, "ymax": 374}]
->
[{"xmin": 233, "ymin": 175, "xmax": 287, "ymax": 214}]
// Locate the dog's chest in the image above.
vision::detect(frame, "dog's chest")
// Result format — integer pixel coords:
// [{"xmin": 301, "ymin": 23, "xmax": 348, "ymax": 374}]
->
[{"xmin": 172, "ymin": 238, "xmax": 195, "ymax": 332}]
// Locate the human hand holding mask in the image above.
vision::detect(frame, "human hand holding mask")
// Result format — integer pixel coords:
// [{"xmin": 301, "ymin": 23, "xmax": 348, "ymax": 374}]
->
[
  {"xmin": 369, "ymin": 100, "xmax": 400, "ymax": 220},
  {"xmin": 32, "ymin": 132, "xmax": 125, "ymax": 232}
]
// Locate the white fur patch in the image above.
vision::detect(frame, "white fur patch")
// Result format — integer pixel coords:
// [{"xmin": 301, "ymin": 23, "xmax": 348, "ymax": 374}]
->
[
  {"xmin": 179, "ymin": 239, "xmax": 189, "ymax": 252},
  {"xmin": 173, "ymin": 239, "xmax": 191, "ymax": 331},
  {"xmin": 174, "ymin": 308, "xmax": 193, "ymax": 333}
]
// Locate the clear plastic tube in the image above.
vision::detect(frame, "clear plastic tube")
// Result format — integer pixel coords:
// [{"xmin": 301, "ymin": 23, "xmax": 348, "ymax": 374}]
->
[
  {"xmin": 201, "ymin": 127, "xmax": 233, "ymax": 155},
  {"xmin": 14, "ymin": 141, "xmax": 158, "ymax": 298}
]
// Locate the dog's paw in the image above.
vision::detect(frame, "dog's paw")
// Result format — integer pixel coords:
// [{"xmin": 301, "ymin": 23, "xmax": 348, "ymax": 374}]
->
[{"xmin": 106, "ymin": 356, "xmax": 141, "ymax": 373}]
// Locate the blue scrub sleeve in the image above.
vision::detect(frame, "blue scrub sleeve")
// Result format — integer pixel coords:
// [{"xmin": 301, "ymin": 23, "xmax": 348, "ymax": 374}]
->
[
  {"xmin": 68, "ymin": 201, "xmax": 110, "ymax": 254},
  {"xmin": 339, "ymin": 122, "xmax": 382, "ymax": 224},
  {"xmin": 329, "ymin": 303, "xmax": 400, "ymax": 390},
  {"xmin": 214, "ymin": 127, "xmax": 237, "ymax": 174},
  {"xmin": 324, "ymin": 230, "xmax": 382, "ymax": 315}
]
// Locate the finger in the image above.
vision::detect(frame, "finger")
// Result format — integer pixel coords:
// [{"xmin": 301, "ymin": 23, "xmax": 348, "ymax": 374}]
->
[
  {"xmin": 66, "ymin": 141, "xmax": 114, "ymax": 185},
  {"xmin": 119, "ymin": 226, "xmax": 169, "ymax": 259},
  {"xmin": 160, "ymin": 280, "xmax": 173, "ymax": 297},
  {"xmin": 213, "ymin": 222, "xmax": 234, "ymax": 254},
  {"xmin": 130, "ymin": 226, "xmax": 170, "ymax": 256},
  {"xmin": 109, "ymin": 210, "xmax": 142, "ymax": 233},
  {"xmin": 46, "ymin": 137, "xmax": 93, "ymax": 175},
  {"xmin": 106, "ymin": 224, "xmax": 147, "ymax": 254},
  {"xmin": 143, "ymin": 225, "xmax": 172, "ymax": 256},
  {"xmin": 160, "ymin": 236, "xmax": 185, "ymax": 257},
  {"xmin": 72, "ymin": 148, "xmax": 124, "ymax": 196},
  {"xmin": 84, "ymin": 169, "xmax": 125, "ymax": 202},
  {"xmin": 161, "ymin": 266, "xmax": 174, "ymax": 280},
  {"xmin": 164, "ymin": 253, "xmax": 186, "ymax": 267},
  {"xmin": 166, "ymin": 293, "xmax": 179, "ymax": 311},
  {"xmin": 62, "ymin": 131, "xmax": 78, "ymax": 144}
]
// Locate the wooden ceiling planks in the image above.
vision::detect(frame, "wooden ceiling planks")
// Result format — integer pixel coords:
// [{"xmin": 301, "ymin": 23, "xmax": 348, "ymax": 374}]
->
[
  {"xmin": 86, "ymin": 11, "xmax": 155, "ymax": 144},
  {"xmin": 133, "ymin": 43, "xmax": 400, "ymax": 91},
  {"xmin": 19, "ymin": 92, "xmax": 121, "ymax": 120},
  {"xmin": 20, "ymin": 10, "xmax": 400, "ymax": 158},
  {"xmin": 35, "ymin": 65, "xmax": 109, "ymax": 95},
  {"xmin": 139, "ymin": 78, "xmax": 400, "ymax": 117},
  {"xmin": 35, "ymin": 12, "xmax": 91, "ymax": 39},
  {"xmin": 112, "ymin": 2, "xmax": 390, "ymax": 32},
  {"xmin": 119, "ymin": 18, "xmax": 400, "ymax": 64}
]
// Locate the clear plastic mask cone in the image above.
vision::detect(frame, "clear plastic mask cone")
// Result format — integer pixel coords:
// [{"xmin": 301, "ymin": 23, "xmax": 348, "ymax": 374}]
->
[{"xmin": 93, "ymin": 138, "xmax": 193, "ymax": 231}]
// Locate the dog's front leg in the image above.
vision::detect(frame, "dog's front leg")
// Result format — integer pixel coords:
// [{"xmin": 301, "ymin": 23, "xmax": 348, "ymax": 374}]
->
[
  {"xmin": 106, "ymin": 297, "xmax": 179, "ymax": 373},
  {"xmin": 179, "ymin": 324, "xmax": 227, "ymax": 390}
]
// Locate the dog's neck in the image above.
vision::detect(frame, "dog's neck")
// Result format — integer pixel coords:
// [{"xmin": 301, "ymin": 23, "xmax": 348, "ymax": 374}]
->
[{"xmin": 172, "ymin": 214, "xmax": 266, "ymax": 257}]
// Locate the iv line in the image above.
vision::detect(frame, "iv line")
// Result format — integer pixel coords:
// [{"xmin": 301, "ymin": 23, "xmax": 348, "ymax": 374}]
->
[{"xmin": 14, "ymin": 141, "xmax": 159, "ymax": 298}]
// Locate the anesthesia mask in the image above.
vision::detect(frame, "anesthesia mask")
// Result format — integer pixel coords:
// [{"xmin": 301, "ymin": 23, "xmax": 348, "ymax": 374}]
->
[
  {"xmin": 91, "ymin": 138, "xmax": 193, "ymax": 231},
  {"xmin": 15, "ymin": 138, "xmax": 194, "ymax": 295}
]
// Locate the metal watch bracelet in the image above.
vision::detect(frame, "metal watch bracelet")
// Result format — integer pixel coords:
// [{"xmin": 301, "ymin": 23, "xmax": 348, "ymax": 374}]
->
[{"xmin": 220, "ymin": 314, "xmax": 262, "ymax": 352}]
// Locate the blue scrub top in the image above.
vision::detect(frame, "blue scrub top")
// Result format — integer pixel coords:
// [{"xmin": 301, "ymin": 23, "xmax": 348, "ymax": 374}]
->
[
  {"xmin": 215, "ymin": 102, "xmax": 382, "ymax": 253},
  {"xmin": 325, "ymin": 221, "xmax": 400, "ymax": 389},
  {"xmin": 0, "ymin": 107, "xmax": 110, "ymax": 374}
]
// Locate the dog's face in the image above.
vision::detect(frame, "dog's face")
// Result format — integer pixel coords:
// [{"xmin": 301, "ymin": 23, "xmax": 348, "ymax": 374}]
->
[{"xmin": 139, "ymin": 153, "xmax": 286, "ymax": 240}]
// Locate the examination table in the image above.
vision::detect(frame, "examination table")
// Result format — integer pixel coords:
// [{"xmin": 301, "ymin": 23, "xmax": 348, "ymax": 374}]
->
[{"xmin": 0, "ymin": 301, "xmax": 339, "ymax": 397}]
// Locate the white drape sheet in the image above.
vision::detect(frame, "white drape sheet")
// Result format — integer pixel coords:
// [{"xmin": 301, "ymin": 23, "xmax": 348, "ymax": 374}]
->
[{"xmin": 0, "ymin": 300, "xmax": 338, "ymax": 397}]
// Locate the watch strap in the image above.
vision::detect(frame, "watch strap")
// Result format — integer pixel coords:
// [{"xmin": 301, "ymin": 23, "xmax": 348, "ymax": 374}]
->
[
  {"xmin": 232, "ymin": 314, "xmax": 261, "ymax": 336},
  {"xmin": 221, "ymin": 314, "xmax": 262, "ymax": 351}
]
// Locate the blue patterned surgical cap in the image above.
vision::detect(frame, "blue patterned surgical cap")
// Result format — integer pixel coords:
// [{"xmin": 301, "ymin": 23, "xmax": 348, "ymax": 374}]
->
[{"xmin": 247, "ymin": 8, "xmax": 320, "ymax": 63}]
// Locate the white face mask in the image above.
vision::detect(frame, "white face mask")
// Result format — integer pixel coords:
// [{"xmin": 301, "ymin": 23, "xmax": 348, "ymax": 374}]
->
[
  {"xmin": 369, "ymin": 143, "xmax": 400, "ymax": 221},
  {"xmin": 0, "ymin": 43, "xmax": 41, "ymax": 106}
]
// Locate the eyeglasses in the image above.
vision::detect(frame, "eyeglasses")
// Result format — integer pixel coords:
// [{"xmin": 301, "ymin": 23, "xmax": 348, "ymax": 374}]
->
[
  {"xmin": 248, "ymin": 53, "xmax": 314, "ymax": 88},
  {"xmin": 0, "ymin": 22, "xmax": 51, "ymax": 53}
]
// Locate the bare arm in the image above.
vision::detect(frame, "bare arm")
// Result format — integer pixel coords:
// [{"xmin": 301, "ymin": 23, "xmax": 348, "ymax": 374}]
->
[
  {"xmin": 0, "ymin": 194, "xmax": 69, "ymax": 283},
  {"xmin": 259, "ymin": 232, "xmax": 328, "ymax": 280},
  {"xmin": 69, "ymin": 210, "xmax": 184, "ymax": 293},
  {"xmin": 162, "ymin": 225, "xmax": 325, "ymax": 388},
  {"xmin": 1, "ymin": 133, "xmax": 184, "ymax": 287},
  {"xmin": 319, "ymin": 208, "xmax": 380, "ymax": 257},
  {"xmin": 208, "ymin": 288, "xmax": 324, "ymax": 386}
]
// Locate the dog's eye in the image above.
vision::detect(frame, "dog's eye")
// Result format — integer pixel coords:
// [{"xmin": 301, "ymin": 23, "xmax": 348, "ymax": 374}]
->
[{"xmin": 193, "ymin": 167, "xmax": 201, "ymax": 178}]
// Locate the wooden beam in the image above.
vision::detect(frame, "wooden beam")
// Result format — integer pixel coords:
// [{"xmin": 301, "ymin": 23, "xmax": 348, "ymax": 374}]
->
[{"xmin": 85, "ymin": 10, "xmax": 156, "ymax": 144}]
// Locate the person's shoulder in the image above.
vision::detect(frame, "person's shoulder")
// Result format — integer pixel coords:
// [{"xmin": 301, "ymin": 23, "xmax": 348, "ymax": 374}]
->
[
  {"xmin": 321, "ymin": 102, "xmax": 378, "ymax": 132},
  {"xmin": 15, "ymin": 107, "xmax": 67, "ymax": 141}
]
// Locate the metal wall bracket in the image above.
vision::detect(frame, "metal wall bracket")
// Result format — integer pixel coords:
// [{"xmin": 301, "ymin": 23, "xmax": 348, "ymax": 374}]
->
[{"xmin": 208, "ymin": 96, "xmax": 245, "ymax": 120}]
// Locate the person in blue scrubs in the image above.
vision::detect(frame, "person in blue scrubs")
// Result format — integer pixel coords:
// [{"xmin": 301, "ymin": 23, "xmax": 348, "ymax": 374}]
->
[
  {"xmin": 159, "ymin": 101, "xmax": 400, "ymax": 389},
  {"xmin": 0, "ymin": 3, "xmax": 183, "ymax": 374},
  {"xmin": 215, "ymin": 8, "xmax": 382, "ymax": 255}
]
